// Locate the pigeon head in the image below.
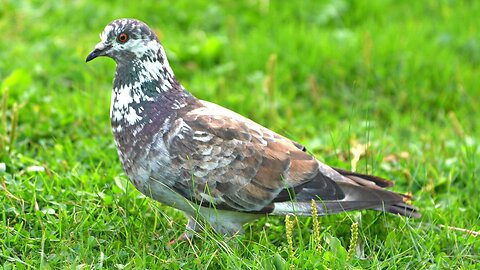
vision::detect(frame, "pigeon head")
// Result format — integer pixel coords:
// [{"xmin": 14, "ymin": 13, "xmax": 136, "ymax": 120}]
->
[
  {"xmin": 86, "ymin": 18, "xmax": 179, "ymax": 89},
  {"xmin": 86, "ymin": 19, "xmax": 189, "ymax": 128},
  {"xmin": 86, "ymin": 18, "xmax": 163, "ymax": 64}
]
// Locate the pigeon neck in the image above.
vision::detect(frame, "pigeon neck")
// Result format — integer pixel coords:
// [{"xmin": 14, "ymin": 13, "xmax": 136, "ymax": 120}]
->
[
  {"xmin": 110, "ymin": 49, "xmax": 190, "ymax": 128},
  {"xmin": 113, "ymin": 45, "xmax": 181, "ymax": 93}
]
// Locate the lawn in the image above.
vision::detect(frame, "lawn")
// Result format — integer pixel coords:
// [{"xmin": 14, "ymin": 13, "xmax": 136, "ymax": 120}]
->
[{"xmin": 1, "ymin": 0, "xmax": 479, "ymax": 269}]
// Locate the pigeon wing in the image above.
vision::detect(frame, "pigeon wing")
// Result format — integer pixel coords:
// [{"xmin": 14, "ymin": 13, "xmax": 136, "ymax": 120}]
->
[{"xmin": 164, "ymin": 100, "xmax": 345, "ymax": 213}]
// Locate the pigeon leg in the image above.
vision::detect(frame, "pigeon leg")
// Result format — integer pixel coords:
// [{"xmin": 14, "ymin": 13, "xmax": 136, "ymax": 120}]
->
[{"xmin": 167, "ymin": 216, "xmax": 200, "ymax": 245}]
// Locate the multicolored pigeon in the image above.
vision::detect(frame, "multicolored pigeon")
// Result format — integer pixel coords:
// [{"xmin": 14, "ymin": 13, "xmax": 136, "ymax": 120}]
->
[{"xmin": 86, "ymin": 18, "xmax": 419, "ymax": 240}]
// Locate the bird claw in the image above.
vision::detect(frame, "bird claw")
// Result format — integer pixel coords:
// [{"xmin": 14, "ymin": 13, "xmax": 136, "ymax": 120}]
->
[{"xmin": 167, "ymin": 232, "xmax": 191, "ymax": 246}]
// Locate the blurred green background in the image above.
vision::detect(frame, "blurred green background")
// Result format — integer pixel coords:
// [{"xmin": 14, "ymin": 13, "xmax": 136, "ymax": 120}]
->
[{"xmin": 1, "ymin": 0, "xmax": 479, "ymax": 269}]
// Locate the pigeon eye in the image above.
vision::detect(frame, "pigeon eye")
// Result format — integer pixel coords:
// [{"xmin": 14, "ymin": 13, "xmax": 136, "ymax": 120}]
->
[{"xmin": 118, "ymin": 33, "xmax": 129, "ymax": 43}]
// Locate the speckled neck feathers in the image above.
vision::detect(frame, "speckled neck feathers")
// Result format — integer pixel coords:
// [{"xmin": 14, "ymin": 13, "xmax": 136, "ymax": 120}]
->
[{"xmin": 110, "ymin": 41, "xmax": 190, "ymax": 130}]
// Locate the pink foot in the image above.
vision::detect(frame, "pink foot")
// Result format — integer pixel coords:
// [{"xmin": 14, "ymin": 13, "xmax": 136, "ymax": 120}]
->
[{"xmin": 167, "ymin": 232, "xmax": 190, "ymax": 246}]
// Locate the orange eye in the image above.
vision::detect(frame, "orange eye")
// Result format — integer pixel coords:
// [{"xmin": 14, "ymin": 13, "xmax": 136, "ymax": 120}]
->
[{"xmin": 118, "ymin": 33, "xmax": 129, "ymax": 43}]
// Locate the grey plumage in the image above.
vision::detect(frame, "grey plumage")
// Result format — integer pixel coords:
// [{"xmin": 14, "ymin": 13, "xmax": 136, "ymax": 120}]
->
[{"xmin": 86, "ymin": 18, "xmax": 420, "ymax": 237}]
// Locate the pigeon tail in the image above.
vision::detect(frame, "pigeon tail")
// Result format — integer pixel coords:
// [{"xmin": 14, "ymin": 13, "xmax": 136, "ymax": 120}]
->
[{"xmin": 272, "ymin": 169, "xmax": 420, "ymax": 218}]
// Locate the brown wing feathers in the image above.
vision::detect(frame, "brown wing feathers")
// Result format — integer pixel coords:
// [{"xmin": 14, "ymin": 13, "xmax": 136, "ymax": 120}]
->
[{"xmin": 167, "ymin": 101, "xmax": 419, "ymax": 218}]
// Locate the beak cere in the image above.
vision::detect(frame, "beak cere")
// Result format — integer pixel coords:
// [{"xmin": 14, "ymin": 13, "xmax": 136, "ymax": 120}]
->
[{"xmin": 85, "ymin": 42, "xmax": 111, "ymax": 62}]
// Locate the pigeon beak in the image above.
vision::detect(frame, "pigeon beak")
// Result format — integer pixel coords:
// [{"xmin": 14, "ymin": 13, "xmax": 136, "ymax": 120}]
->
[{"xmin": 86, "ymin": 42, "xmax": 111, "ymax": 62}]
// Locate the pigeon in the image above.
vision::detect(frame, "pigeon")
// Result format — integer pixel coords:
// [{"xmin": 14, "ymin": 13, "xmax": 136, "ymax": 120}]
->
[{"xmin": 86, "ymin": 18, "xmax": 420, "ymax": 239}]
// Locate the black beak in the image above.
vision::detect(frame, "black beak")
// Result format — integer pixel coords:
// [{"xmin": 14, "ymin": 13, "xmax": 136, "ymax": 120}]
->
[
  {"xmin": 85, "ymin": 44, "xmax": 111, "ymax": 62},
  {"xmin": 85, "ymin": 49, "xmax": 102, "ymax": 62}
]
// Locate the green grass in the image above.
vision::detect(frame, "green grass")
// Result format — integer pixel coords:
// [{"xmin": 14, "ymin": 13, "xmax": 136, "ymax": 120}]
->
[{"xmin": 1, "ymin": 0, "xmax": 479, "ymax": 268}]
